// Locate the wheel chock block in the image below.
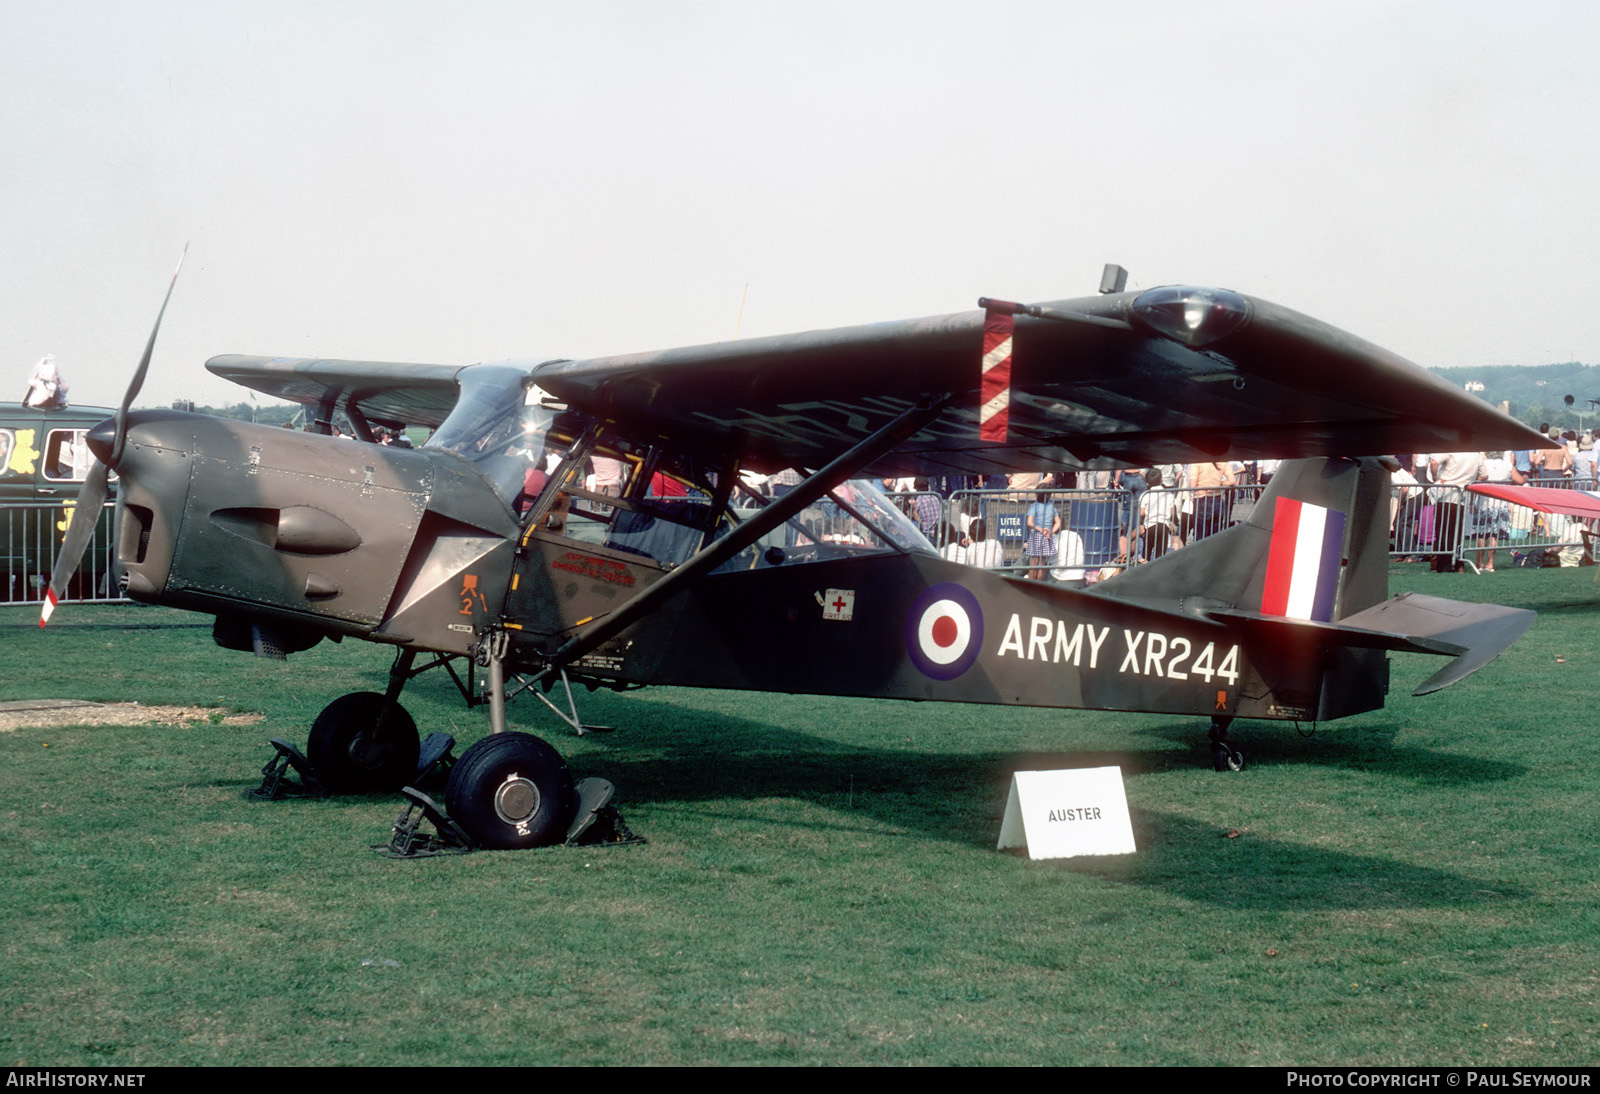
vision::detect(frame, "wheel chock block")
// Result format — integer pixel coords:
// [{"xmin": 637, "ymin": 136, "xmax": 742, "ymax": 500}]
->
[
  {"xmin": 249, "ymin": 738, "xmax": 328, "ymax": 800},
  {"xmin": 373, "ymin": 787, "xmax": 474, "ymax": 858},
  {"xmin": 413, "ymin": 732, "xmax": 456, "ymax": 790},
  {"xmin": 565, "ymin": 777, "xmax": 645, "ymax": 847},
  {"xmin": 565, "ymin": 777, "xmax": 615, "ymax": 843}
]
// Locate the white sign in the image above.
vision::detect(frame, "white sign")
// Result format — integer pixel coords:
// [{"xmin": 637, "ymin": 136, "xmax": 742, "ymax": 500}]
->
[
  {"xmin": 816, "ymin": 588, "xmax": 855, "ymax": 621},
  {"xmin": 997, "ymin": 767, "xmax": 1136, "ymax": 860}
]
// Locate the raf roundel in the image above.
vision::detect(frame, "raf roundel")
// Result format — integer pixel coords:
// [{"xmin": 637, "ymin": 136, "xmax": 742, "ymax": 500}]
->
[{"xmin": 905, "ymin": 583, "xmax": 985, "ymax": 681}]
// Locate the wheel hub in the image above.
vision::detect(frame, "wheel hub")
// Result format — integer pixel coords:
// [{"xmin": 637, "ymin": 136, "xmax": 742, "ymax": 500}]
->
[
  {"xmin": 348, "ymin": 730, "xmax": 387, "ymax": 769},
  {"xmin": 494, "ymin": 772, "xmax": 540, "ymax": 828}
]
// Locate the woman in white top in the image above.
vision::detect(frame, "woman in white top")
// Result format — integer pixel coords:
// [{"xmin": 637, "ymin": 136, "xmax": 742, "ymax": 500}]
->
[{"xmin": 1137, "ymin": 468, "xmax": 1183, "ymax": 560}]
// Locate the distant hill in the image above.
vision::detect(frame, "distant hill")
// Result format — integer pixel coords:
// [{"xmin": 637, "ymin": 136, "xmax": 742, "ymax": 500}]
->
[{"xmin": 1429, "ymin": 363, "xmax": 1600, "ymax": 434}]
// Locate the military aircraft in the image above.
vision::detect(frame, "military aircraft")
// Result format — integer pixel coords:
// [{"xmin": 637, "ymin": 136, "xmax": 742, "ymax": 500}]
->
[{"xmin": 46, "ymin": 262, "xmax": 1552, "ymax": 849}]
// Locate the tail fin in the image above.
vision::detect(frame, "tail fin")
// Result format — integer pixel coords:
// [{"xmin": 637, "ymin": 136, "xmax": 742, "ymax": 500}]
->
[
  {"xmin": 1099, "ymin": 456, "xmax": 1392, "ymax": 621},
  {"xmin": 1099, "ymin": 457, "xmax": 1533, "ymax": 718}
]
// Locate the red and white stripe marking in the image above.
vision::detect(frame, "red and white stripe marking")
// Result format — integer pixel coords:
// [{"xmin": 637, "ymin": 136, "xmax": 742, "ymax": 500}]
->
[{"xmin": 979, "ymin": 309, "xmax": 1013, "ymax": 443}]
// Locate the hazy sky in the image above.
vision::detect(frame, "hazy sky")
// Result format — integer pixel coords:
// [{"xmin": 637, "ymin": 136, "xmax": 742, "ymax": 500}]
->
[{"xmin": 4, "ymin": 0, "xmax": 1597, "ymax": 407}]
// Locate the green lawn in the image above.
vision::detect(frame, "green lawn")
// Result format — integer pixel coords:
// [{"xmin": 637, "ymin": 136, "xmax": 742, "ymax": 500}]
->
[{"xmin": 1, "ymin": 566, "xmax": 1596, "ymax": 1065}]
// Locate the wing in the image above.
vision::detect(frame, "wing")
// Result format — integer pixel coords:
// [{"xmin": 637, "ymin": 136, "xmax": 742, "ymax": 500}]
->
[
  {"xmin": 205, "ymin": 285, "xmax": 1550, "ymax": 476},
  {"xmin": 1469, "ymin": 483, "xmax": 1600, "ymax": 520},
  {"xmin": 206, "ymin": 355, "xmax": 467, "ymax": 429},
  {"xmin": 529, "ymin": 286, "xmax": 1551, "ymax": 475}
]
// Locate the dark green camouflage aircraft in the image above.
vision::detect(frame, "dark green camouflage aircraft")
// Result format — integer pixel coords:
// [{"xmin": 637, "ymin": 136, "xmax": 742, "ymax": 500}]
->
[{"xmin": 45, "ymin": 261, "xmax": 1551, "ymax": 849}]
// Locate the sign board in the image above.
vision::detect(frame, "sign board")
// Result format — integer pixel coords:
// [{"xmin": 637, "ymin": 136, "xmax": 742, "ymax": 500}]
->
[
  {"xmin": 997, "ymin": 767, "xmax": 1136, "ymax": 859},
  {"xmin": 997, "ymin": 513, "xmax": 1025, "ymax": 541}
]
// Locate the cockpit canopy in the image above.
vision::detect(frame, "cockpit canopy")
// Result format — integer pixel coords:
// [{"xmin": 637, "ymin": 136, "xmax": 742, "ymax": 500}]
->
[{"xmin": 424, "ymin": 363, "xmax": 935, "ymax": 570}]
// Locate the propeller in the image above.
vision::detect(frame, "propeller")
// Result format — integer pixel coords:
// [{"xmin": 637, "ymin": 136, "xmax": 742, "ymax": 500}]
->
[{"xmin": 40, "ymin": 244, "xmax": 188, "ymax": 626}]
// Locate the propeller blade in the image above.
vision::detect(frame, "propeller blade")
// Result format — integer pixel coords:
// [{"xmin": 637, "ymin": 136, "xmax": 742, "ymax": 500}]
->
[
  {"xmin": 42, "ymin": 242, "xmax": 187, "ymax": 625},
  {"xmin": 40, "ymin": 461, "xmax": 111, "ymax": 626},
  {"xmin": 109, "ymin": 241, "xmax": 188, "ymax": 466}
]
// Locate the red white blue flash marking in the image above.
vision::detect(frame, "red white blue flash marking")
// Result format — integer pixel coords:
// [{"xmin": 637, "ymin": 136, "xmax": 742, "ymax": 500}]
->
[{"xmin": 1260, "ymin": 497, "xmax": 1346, "ymax": 622}]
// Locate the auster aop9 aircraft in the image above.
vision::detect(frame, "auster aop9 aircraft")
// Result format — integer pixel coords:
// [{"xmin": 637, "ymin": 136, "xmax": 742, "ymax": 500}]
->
[{"xmin": 46, "ymin": 260, "xmax": 1549, "ymax": 849}]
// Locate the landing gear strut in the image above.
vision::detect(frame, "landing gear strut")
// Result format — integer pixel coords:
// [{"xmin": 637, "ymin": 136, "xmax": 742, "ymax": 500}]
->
[{"xmin": 1209, "ymin": 716, "xmax": 1244, "ymax": 772}]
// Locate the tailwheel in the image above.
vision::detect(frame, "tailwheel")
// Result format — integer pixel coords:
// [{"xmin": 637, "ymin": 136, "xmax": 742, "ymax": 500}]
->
[
  {"xmin": 445, "ymin": 732, "xmax": 577, "ymax": 849},
  {"xmin": 1207, "ymin": 715, "xmax": 1244, "ymax": 773},
  {"xmin": 306, "ymin": 692, "xmax": 420, "ymax": 794},
  {"xmin": 1211, "ymin": 744, "xmax": 1245, "ymax": 772}
]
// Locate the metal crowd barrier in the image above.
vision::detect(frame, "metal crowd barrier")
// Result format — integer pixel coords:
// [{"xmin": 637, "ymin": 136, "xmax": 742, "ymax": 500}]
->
[
  {"xmin": 0, "ymin": 501, "xmax": 123, "ymax": 606},
  {"xmin": 1389, "ymin": 483, "xmax": 1465, "ymax": 565},
  {"xmin": 884, "ymin": 484, "xmax": 1266, "ymax": 577},
  {"xmin": 888, "ymin": 476, "xmax": 1600, "ymax": 579}
]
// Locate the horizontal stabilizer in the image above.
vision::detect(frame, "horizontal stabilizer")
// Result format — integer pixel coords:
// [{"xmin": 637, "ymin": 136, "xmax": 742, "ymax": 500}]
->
[
  {"xmin": 1341, "ymin": 593, "xmax": 1536, "ymax": 695},
  {"xmin": 1210, "ymin": 592, "xmax": 1536, "ymax": 696},
  {"xmin": 1208, "ymin": 606, "xmax": 1466, "ymax": 657}
]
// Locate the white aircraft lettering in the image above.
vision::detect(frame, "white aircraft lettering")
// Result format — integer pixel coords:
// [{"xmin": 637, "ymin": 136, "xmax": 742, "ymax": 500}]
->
[
  {"xmin": 1028, "ymin": 616, "xmax": 1052, "ymax": 661},
  {"xmin": 1119, "ymin": 629, "xmax": 1142, "ymax": 674},
  {"xmin": 1001, "ymin": 615, "xmax": 1238, "ymax": 684},
  {"xmin": 997, "ymin": 616, "xmax": 1109, "ymax": 669}
]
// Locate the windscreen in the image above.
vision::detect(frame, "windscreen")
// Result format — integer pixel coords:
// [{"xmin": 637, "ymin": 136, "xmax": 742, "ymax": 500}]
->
[{"xmin": 424, "ymin": 365, "xmax": 554, "ymax": 505}]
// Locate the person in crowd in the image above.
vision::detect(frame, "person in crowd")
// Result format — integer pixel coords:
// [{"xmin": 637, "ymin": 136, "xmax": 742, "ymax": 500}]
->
[
  {"xmin": 1024, "ymin": 490, "xmax": 1059, "ymax": 580},
  {"xmin": 911, "ymin": 478, "xmax": 942, "ymax": 541},
  {"xmin": 1472, "ymin": 451, "xmax": 1513, "ymax": 572},
  {"xmin": 1390, "ymin": 455, "xmax": 1426, "ymax": 560},
  {"xmin": 1429, "ymin": 450, "xmax": 1483, "ymax": 572},
  {"xmin": 966, "ymin": 518, "xmax": 1003, "ymax": 569},
  {"xmin": 1574, "ymin": 435, "xmax": 1596, "ymax": 483},
  {"xmin": 22, "ymin": 354, "xmax": 68, "ymax": 409},
  {"xmin": 1115, "ymin": 466, "xmax": 1148, "ymax": 563},
  {"xmin": 1557, "ymin": 431, "xmax": 1579, "ymax": 481},
  {"xmin": 592, "ymin": 455, "xmax": 625, "ymax": 498},
  {"xmin": 1136, "ymin": 468, "xmax": 1183, "ymax": 561},
  {"xmin": 1186, "ymin": 461, "xmax": 1235, "ymax": 540},
  {"xmin": 940, "ymin": 521, "xmax": 969, "ymax": 564}
]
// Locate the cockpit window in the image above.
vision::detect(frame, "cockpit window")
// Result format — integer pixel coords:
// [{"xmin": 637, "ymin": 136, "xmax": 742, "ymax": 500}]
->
[
  {"xmin": 825, "ymin": 478, "xmax": 934, "ymax": 554},
  {"xmin": 710, "ymin": 475, "xmax": 935, "ymax": 573},
  {"xmin": 425, "ymin": 365, "xmax": 555, "ymax": 506}
]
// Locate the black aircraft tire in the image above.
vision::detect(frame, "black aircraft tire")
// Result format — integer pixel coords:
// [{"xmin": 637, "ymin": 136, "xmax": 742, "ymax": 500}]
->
[
  {"xmin": 306, "ymin": 692, "xmax": 420, "ymax": 794},
  {"xmin": 1211, "ymin": 745, "xmax": 1245, "ymax": 773},
  {"xmin": 445, "ymin": 733, "xmax": 577, "ymax": 850}
]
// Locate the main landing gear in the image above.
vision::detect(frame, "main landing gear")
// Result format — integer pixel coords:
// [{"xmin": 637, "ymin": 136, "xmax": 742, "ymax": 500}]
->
[
  {"xmin": 255, "ymin": 641, "xmax": 638, "ymax": 853},
  {"xmin": 444, "ymin": 733, "xmax": 577, "ymax": 850},
  {"xmin": 306, "ymin": 692, "xmax": 420, "ymax": 794},
  {"xmin": 1209, "ymin": 715, "xmax": 1245, "ymax": 772},
  {"xmin": 253, "ymin": 649, "xmax": 445, "ymax": 799}
]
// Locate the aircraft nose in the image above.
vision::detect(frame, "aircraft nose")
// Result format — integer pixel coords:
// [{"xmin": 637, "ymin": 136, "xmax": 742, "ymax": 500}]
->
[{"xmin": 86, "ymin": 417, "xmax": 117, "ymax": 466}]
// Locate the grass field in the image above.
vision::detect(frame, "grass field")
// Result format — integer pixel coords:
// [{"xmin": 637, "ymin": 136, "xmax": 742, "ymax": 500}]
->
[{"xmin": 2, "ymin": 565, "xmax": 1597, "ymax": 1066}]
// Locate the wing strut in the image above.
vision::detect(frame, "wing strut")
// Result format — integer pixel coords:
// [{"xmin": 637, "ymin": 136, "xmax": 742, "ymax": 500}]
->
[{"xmin": 532, "ymin": 392, "xmax": 956, "ymax": 680}]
